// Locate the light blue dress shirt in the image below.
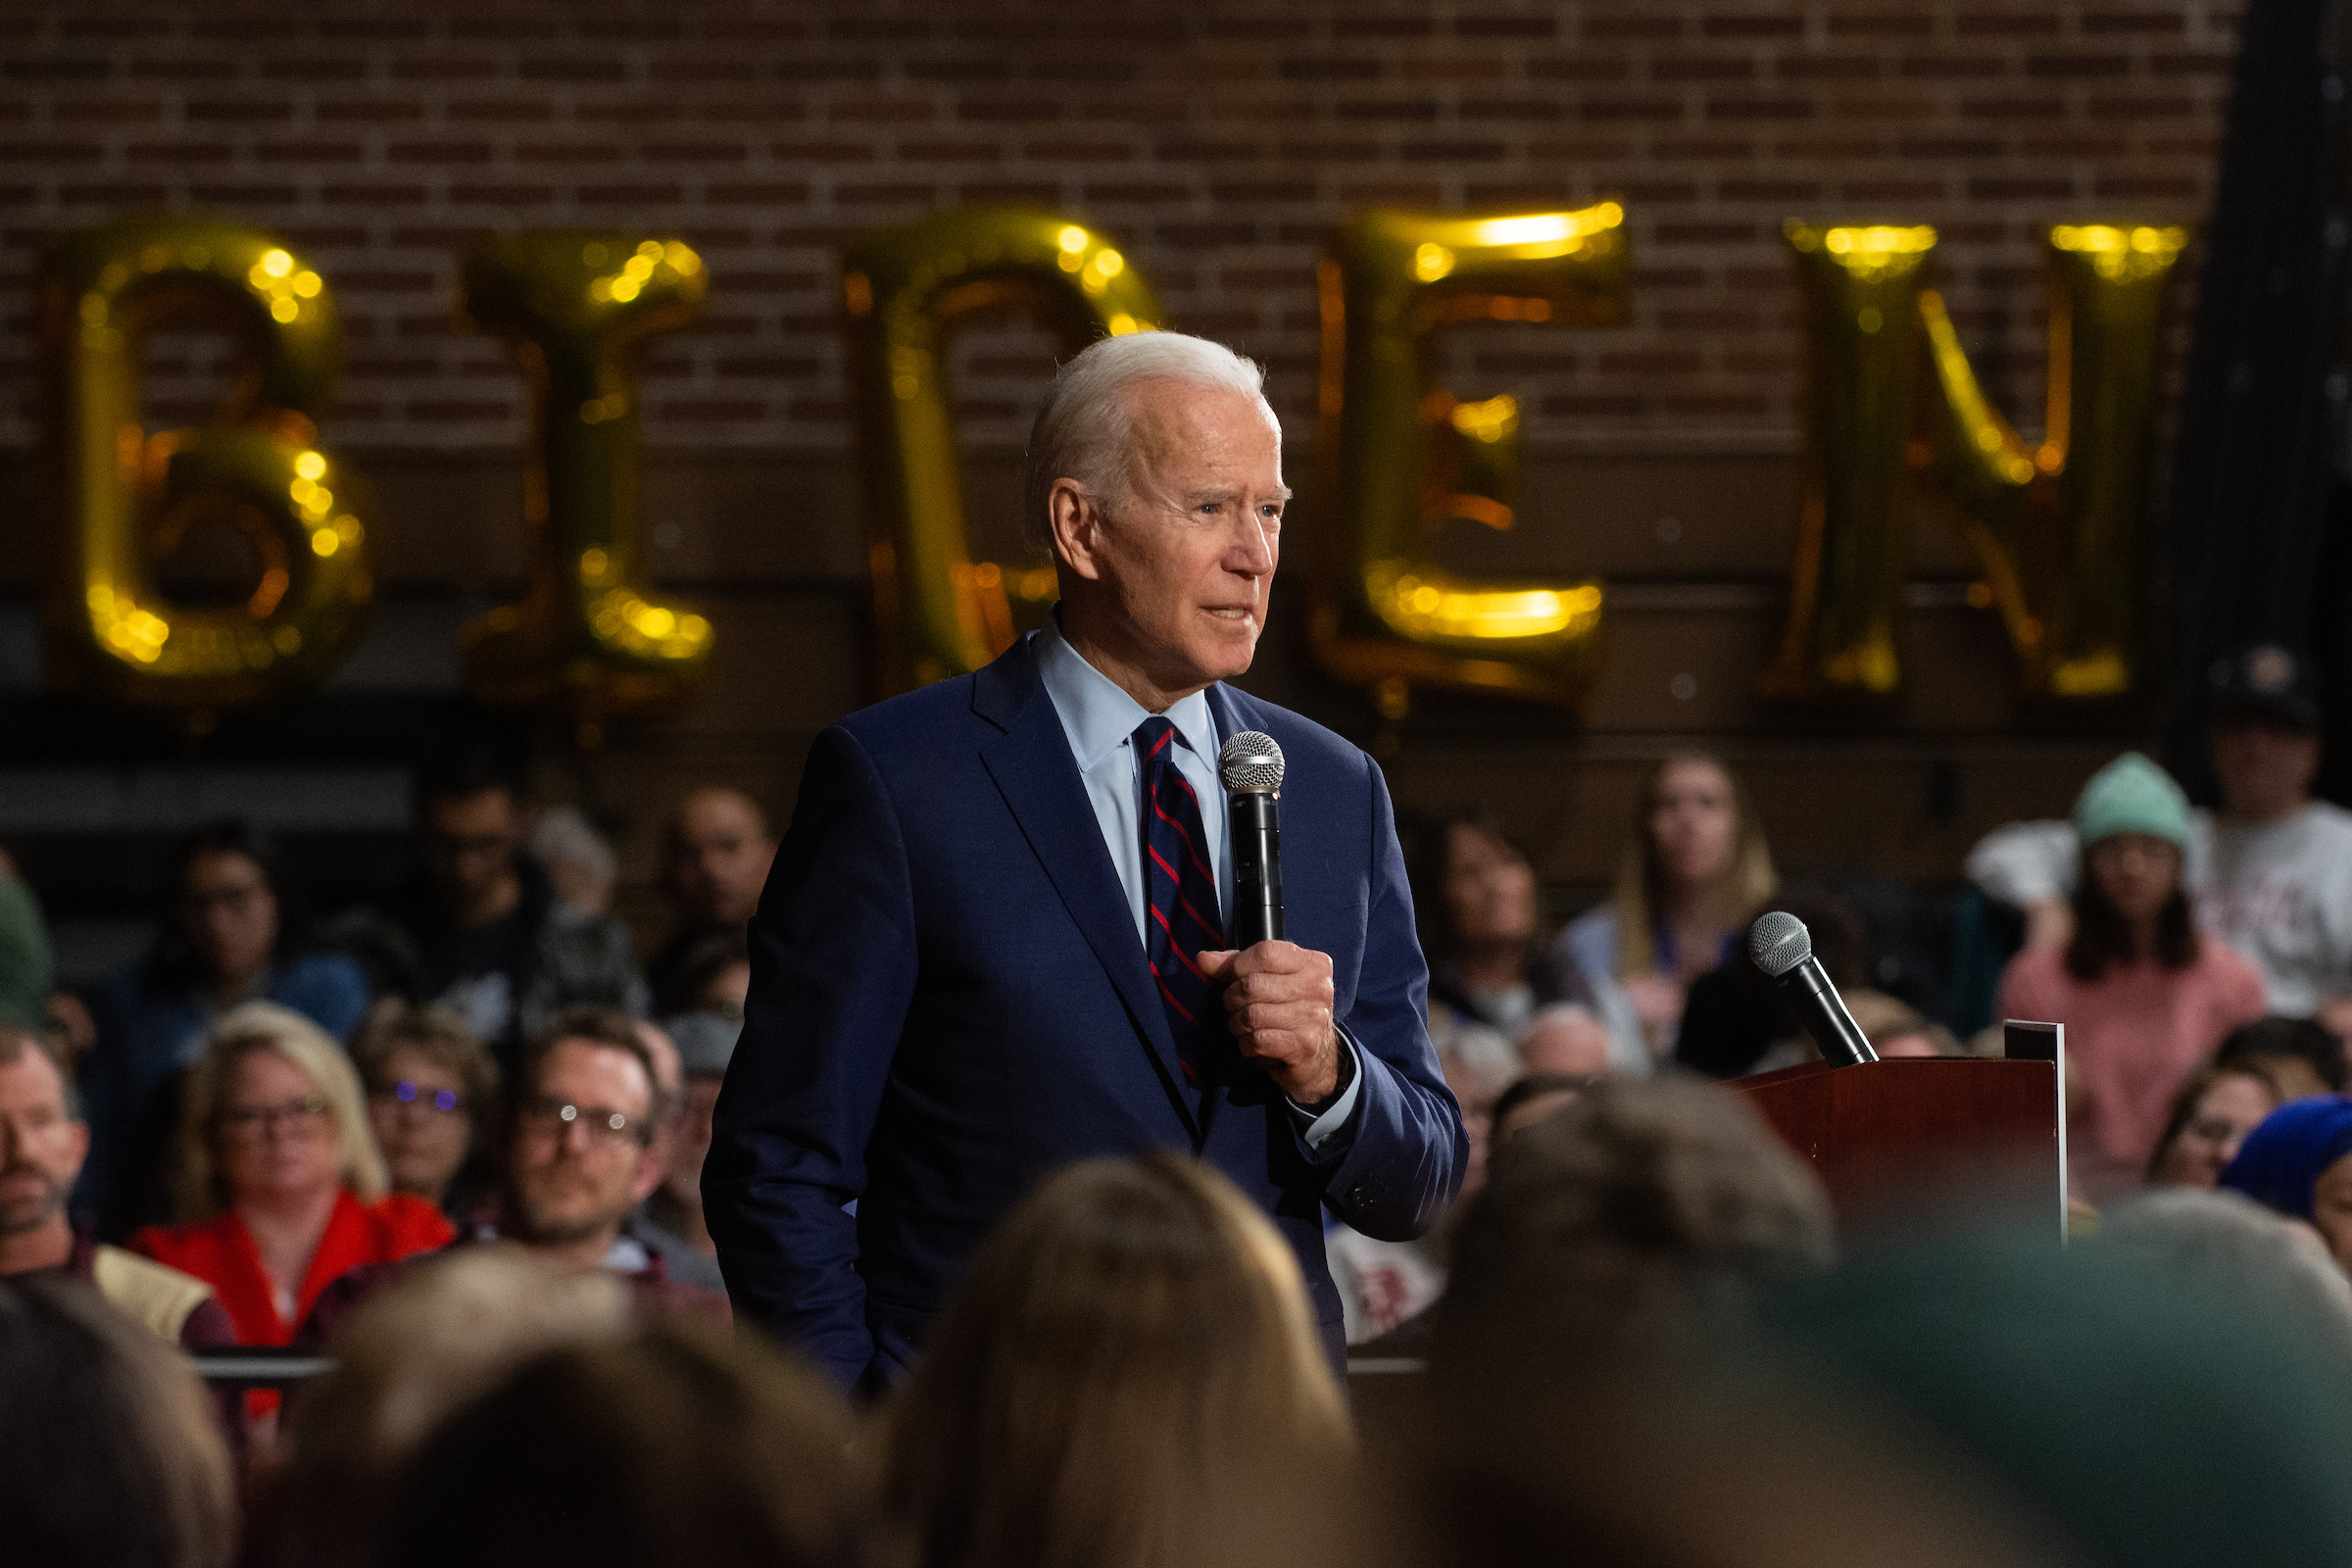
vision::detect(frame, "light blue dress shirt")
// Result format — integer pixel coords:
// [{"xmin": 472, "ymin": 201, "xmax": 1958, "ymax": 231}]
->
[{"xmin": 1032, "ymin": 618, "xmax": 1361, "ymax": 1145}]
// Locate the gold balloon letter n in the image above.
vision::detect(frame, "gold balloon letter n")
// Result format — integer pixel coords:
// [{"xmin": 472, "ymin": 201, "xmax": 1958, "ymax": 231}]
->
[
  {"xmin": 1767, "ymin": 220, "xmax": 2186, "ymax": 702},
  {"xmin": 843, "ymin": 208, "xmax": 1165, "ymax": 691},
  {"xmin": 37, "ymin": 218, "xmax": 373, "ymax": 716},
  {"xmin": 1313, "ymin": 205, "xmax": 1629, "ymax": 713},
  {"xmin": 457, "ymin": 234, "xmax": 714, "ymax": 723}
]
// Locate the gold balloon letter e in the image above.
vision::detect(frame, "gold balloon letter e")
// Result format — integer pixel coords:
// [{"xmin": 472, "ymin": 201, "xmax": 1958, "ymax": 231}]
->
[
  {"xmin": 843, "ymin": 208, "xmax": 1166, "ymax": 691},
  {"xmin": 456, "ymin": 233, "xmax": 714, "ymax": 721},
  {"xmin": 1312, "ymin": 205, "xmax": 1629, "ymax": 713},
  {"xmin": 37, "ymin": 218, "xmax": 373, "ymax": 714}
]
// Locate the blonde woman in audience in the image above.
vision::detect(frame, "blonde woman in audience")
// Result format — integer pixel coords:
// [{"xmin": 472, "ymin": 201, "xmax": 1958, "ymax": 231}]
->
[
  {"xmin": 129, "ymin": 1002, "xmax": 453, "ymax": 1348},
  {"xmin": 1554, "ymin": 754, "xmax": 1777, "ymax": 1059},
  {"xmin": 877, "ymin": 1152, "xmax": 1354, "ymax": 1568},
  {"xmin": 353, "ymin": 999, "xmax": 501, "ymax": 1218}
]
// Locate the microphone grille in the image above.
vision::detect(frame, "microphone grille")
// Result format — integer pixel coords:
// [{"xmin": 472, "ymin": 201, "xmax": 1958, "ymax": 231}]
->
[
  {"xmin": 1747, "ymin": 910, "xmax": 1812, "ymax": 977},
  {"xmin": 1219, "ymin": 730, "xmax": 1285, "ymax": 793}
]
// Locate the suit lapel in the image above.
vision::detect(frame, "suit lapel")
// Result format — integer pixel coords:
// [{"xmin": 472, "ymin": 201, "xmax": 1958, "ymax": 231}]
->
[{"xmin": 977, "ymin": 646, "xmax": 1203, "ymax": 1141}]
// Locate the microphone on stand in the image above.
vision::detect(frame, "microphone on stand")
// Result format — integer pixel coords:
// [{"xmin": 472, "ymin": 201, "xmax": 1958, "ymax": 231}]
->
[
  {"xmin": 1748, "ymin": 910, "xmax": 1879, "ymax": 1068},
  {"xmin": 1219, "ymin": 730, "xmax": 1286, "ymax": 949}
]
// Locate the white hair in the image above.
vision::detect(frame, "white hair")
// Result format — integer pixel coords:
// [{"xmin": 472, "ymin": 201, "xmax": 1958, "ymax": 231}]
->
[
  {"xmin": 2098, "ymin": 1187, "xmax": 2352, "ymax": 1359},
  {"xmin": 1021, "ymin": 331, "xmax": 1267, "ymax": 551},
  {"xmin": 528, "ymin": 805, "xmax": 616, "ymax": 889},
  {"xmin": 1430, "ymin": 1004, "xmax": 1524, "ymax": 1099}
]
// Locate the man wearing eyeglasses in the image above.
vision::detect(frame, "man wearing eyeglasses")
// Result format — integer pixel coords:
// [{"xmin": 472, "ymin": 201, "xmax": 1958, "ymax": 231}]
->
[{"xmin": 478, "ymin": 1006, "xmax": 726, "ymax": 1321}]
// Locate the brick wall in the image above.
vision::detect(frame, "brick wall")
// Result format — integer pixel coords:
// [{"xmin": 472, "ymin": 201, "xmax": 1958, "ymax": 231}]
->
[
  {"xmin": 0, "ymin": 0, "xmax": 2243, "ymax": 455},
  {"xmin": 0, "ymin": 0, "xmax": 2254, "ymax": 956}
]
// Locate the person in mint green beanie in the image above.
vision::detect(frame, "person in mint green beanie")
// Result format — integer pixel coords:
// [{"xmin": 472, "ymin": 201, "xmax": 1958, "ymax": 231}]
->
[{"xmin": 1997, "ymin": 753, "xmax": 2269, "ymax": 1204}]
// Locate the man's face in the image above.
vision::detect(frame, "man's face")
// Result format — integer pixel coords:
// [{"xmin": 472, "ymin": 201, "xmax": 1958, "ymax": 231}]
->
[
  {"xmin": 2210, "ymin": 714, "xmax": 2321, "ymax": 824},
  {"xmin": 422, "ymin": 788, "xmax": 520, "ymax": 912},
  {"xmin": 0, "ymin": 1044, "xmax": 88, "ymax": 1241},
  {"xmin": 1059, "ymin": 379, "xmax": 1287, "ymax": 699},
  {"xmin": 510, "ymin": 1039, "xmax": 659, "ymax": 1250},
  {"xmin": 179, "ymin": 850, "xmax": 279, "ymax": 986},
  {"xmin": 664, "ymin": 791, "xmax": 775, "ymax": 928}
]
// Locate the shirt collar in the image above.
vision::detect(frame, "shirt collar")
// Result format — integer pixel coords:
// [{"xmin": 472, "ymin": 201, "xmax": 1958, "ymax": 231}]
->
[{"xmin": 1032, "ymin": 615, "xmax": 1221, "ymax": 772}]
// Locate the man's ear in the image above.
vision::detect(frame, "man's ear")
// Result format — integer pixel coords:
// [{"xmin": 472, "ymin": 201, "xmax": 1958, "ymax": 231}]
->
[{"xmin": 1047, "ymin": 477, "xmax": 1106, "ymax": 582}]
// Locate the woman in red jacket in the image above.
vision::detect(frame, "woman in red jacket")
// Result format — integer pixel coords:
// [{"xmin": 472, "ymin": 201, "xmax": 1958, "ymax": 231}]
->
[{"xmin": 131, "ymin": 1001, "xmax": 452, "ymax": 1347}]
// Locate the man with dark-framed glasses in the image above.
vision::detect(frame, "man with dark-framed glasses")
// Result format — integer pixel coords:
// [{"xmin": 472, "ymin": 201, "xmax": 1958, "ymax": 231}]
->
[{"xmin": 478, "ymin": 1005, "xmax": 726, "ymax": 1321}]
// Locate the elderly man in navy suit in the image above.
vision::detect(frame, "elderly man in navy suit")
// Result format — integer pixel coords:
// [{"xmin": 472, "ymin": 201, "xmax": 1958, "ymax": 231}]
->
[{"xmin": 705, "ymin": 330, "xmax": 1464, "ymax": 1390}]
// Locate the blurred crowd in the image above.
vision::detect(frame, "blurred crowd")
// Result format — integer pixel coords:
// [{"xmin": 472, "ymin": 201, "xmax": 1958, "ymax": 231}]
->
[{"xmin": 8, "ymin": 640, "xmax": 2352, "ymax": 1564}]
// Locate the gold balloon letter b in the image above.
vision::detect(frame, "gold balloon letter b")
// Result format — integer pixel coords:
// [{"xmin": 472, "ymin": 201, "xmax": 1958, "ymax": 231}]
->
[
  {"xmin": 37, "ymin": 218, "xmax": 372, "ymax": 714},
  {"xmin": 1312, "ymin": 205, "xmax": 1629, "ymax": 713},
  {"xmin": 457, "ymin": 234, "xmax": 714, "ymax": 723}
]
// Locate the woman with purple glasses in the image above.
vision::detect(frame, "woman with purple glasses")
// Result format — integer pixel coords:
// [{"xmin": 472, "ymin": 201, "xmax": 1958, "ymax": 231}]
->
[{"xmin": 351, "ymin": 999, "xmax": 501, "ymax": 1218}]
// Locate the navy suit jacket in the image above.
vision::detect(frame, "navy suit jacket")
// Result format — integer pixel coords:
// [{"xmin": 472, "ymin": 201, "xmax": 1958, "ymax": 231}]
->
[{"xmin": 704, "ymin": 636, "xmax": 1465, "ymax": 1389}]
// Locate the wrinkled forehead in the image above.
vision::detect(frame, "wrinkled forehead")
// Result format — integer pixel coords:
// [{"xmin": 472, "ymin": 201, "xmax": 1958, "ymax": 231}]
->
[{"xmin": 1120, "ymin": 376, "xmax": 1282, "ymax": 459}]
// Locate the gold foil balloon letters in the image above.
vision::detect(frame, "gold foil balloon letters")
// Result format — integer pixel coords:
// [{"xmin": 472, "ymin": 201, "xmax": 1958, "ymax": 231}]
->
[
  {"xmin": 1923, "ymin": 225, "xmax": 2186, "ymax": 699},
  {"xmin": 1767, "ymin": 220, "xmax": 2186, "ymax": 702},
  {"xmin": 1762, "ymin": 222, "xmax": 1937, "ymax": 700},
  {"xmin": 1311, "ymin": 206, "xmax": 1629, "ymax": 713},
  {"xmin": 455, "ymin": 233, "xmax": 713, "ymax": 724},
  {"xmin": 37, "ymin": 218, "xmax": 373, "ymax": 716},
  {"xmin": 843, "ymin": 208, "xmax": 1166, "ymax": 690}
]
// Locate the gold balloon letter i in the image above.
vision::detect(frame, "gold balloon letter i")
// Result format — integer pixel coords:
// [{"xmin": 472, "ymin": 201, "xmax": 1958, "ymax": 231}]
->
[
  {"xmin": 1766, "ymin": 220, "xmax": 2186, "ymax": 702},
  {"xmin": 456, "ymin": 234, "xmax": 713, "ymax": 725},
  {"xmin": 1311, "ymin": 205, "xmax": 1629, "ymax": 714},
  {"xmin": 843, "ymin": 208, "xmax": 1165, "ymax": 691},
  {"xmin": 37, "ymin": 218, "xmax": 373, "ymax": 717}
]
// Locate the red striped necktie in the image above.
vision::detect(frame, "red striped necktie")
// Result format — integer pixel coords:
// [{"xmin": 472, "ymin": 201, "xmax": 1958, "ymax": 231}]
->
[{"xmin": 1135, "ymin": 716, "xmax": 1226, "ymax": 1086}]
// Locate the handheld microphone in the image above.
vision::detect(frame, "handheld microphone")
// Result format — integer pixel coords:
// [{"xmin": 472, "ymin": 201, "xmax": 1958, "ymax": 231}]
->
[
  {"xmin": 1747, "ymin": 911, "xmax": 1879, "ymax": 1068},
  {"xmin": 1219, "ymin": 730, "xmax": 1285, "ymax": 949}
]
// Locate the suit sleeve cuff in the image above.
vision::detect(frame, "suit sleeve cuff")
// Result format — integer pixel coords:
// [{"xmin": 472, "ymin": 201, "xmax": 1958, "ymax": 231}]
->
[{"xmin": 1287, "ymin": 1025, "xmax": 1364, "ymax": 1150}]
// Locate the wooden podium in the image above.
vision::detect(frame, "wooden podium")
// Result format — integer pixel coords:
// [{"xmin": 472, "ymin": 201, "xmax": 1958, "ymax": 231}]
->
[{"xmin": 1733, "ymin": 1056, "xmax": 2062, "ymax": 1236}]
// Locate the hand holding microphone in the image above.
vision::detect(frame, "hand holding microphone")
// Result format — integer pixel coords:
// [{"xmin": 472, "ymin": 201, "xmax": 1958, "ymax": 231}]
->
[
  {"xmin": 1748, "ymin": 910, "xmax": 1879, "ymax": 1069},
  {"xmin": 1194, "ymin": 730, "xmax": 1344, "ymax": 1105}
]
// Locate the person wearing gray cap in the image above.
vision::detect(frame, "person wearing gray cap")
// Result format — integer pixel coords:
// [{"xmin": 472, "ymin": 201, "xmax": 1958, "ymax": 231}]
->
[{"xmin": 1968, "ymin": 644, "xmax": 2352, "ymax": 1030}]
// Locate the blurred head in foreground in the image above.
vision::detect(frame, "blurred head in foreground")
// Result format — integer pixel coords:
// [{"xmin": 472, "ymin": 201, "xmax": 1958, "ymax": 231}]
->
[
  {"xmin": 0, "ymin": 1276, "xmax": 236, "ymax": 1568},
  {"xmin": 1396, "ymin": 1075, "xmax": 2061, "ymax": 1568},
  {"xmin": 269, "ymin": 1249, "xmax": 632, "ymax": 1568},
  {"xmin": 1760, "ymin": 1226, "xmax": 2352, "ymax": 1566},
  {"xmin": 2097, "ymin": 1186, "xmax": 2352, "ymax": 1357},
  {"xmin": 379, "ymin": 1320, "xmax": 852, "ymax": 1568},
  {"xmin": 1437, "ymin": 1074, "xmax": 1836, "ymax": 1374},
  {"xmin": 877, "ymin": 1152, "xmax": 1352, "ymax": 1568}
]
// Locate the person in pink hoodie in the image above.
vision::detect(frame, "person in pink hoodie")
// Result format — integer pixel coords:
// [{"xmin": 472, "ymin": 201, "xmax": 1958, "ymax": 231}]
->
[{"xmin": 1997, "ymin": 753, "xmax": 2268, "ymax": 1202}]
